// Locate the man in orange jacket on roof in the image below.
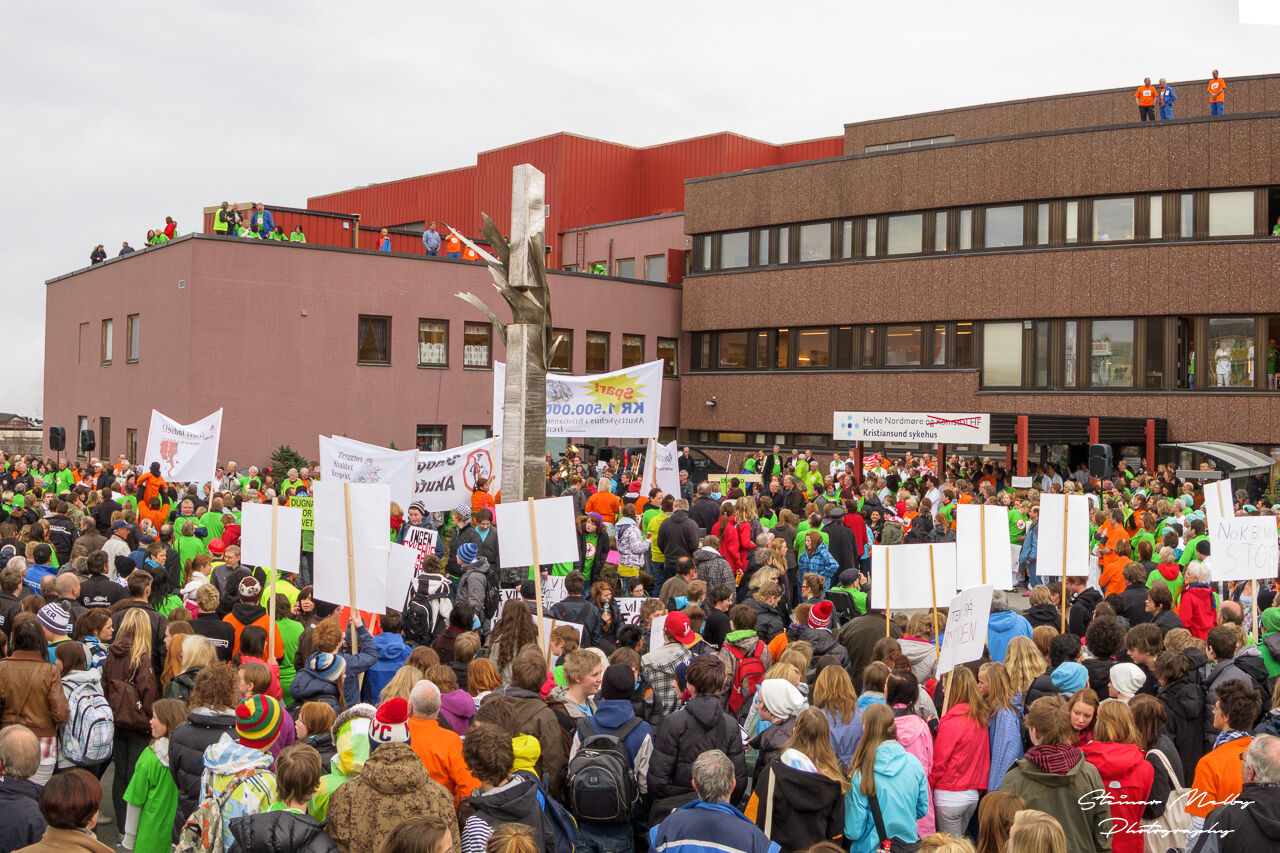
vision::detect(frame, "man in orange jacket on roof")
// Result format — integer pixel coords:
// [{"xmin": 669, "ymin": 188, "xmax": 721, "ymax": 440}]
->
[
  {"xmin": 1134, "ymin": 78, "xmax": 1157, "ymax": 122},
  {"xmin": 1207, "ymin": 69, "xmax": 1226, "ymax": 116}
]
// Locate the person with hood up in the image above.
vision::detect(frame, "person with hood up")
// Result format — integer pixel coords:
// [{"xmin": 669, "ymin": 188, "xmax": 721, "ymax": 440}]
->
[
  {"xmin": 1177, "ymin": 561, "xmax": 1218, "ymax": 640},
  {"xmin": 223, "ymin": 576, "xmax": 283, "ymax": 660},
  {"xmin": 366, "ymin": 609, "xmax": 411, "ymax": 699},
  {"xmin": 998, "ymin": 695, "xmax": 1113, "ymax": 853},
  {"xmin": 326, "ymin": 698, "xmax": 460, "ymax": 853},
  {"xmin": 929, "ymin": 666, "xmax": 991, "ymax": 836},
  {"xmin": 309, "ymin": 703, "xmax": 375, "ymax": 821},
  {"xmin": 750, "ymin": 706, "xmax": 846, "ymax": 851},
  {"xmin": 795, "ymin": 601, "xmax": 850, "ymax": 669},
  {"xmin": 750, "ymin": 678, "xmax": 807, "ymax": 784},
  {"xmin": 462, "ymin": 722, "xmax": 564, "ymax": 853},
  {"xmin": 1146, "ymin": 553, "xmax": 1184, "ymax": 606},
  {"xmin": 695, "ymin": 535, "xmax": 735, "ymax": 593},
  {"xmin": 843, "ymin": 703, "xmax": 929, "ymax": 853},
  {"xmin": 228, "ymin": 743, "xmax": 339, "ymax": 853},
  {"xmin": 1080, "ymin": 700, "xmax": 1154, "ymax": 853},
  {"xmin": 197, "ymin": 696, "xmax": 283, "ymax": 851},
  {"xmin": 986, "ymin": 589, "xmax": 1033, "ymax": 663}
]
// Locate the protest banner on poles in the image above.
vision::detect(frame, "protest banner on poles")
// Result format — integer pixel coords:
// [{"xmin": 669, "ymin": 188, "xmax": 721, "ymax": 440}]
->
[
  {"xmin": 413, "ymin": 437, "xmax": 501, "ymax": 512},
  {"xmin": 143, "ymin": 409, "xmax": 222, "ymax": 484},
  {"xmin": 1036, "ymin": 493, "xmax": 1090, "ymax": 632},
  {"xmin": 319, "ymin": 436, "xmax": 417, "ymax": 511},
  {"xmin": 493, "ymin": 360, "xmax": 664, "ymax": 438}
]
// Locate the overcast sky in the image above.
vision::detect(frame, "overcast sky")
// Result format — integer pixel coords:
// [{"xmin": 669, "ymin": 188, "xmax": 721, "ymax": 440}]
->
[{"xmin": 3, "ymin": 1, "xmax": 1277, "ymax": 418}]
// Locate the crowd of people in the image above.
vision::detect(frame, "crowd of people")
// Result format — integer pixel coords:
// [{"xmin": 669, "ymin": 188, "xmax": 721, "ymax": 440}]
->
[
  {"xmin": 0, "ymin": 445, "xmax": 1277, "ymax": 853},
  {"xmin": 1131, "ymin": 70, "xmax": 1228, "ymax": 122}
]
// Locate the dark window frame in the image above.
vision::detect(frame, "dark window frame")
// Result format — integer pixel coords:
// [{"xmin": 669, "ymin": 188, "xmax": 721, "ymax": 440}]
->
[
  {"xmin": 357, "ymin": 314, "xmax": 392, "ymax": 365},
  {"xmin": 417, "ymin": 317, "xmax": 449, "ymax": 368}
]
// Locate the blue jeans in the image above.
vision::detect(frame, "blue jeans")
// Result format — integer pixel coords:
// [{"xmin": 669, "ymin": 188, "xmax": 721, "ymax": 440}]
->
[
  {"xmin": 576, "ymin": 821, "xmax": 632, "ymax": 853},
  {"xmin": 1210, "ymin": 101, "xmax": 1224, "ymax": 116}
]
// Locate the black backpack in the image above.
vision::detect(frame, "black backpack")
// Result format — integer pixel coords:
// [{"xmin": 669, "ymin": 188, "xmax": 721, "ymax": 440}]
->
[
  {"xmin": 565, "ymin": 716, "xmax": 642, "ymax": 822},
  {"xmin": 402, "ymin": 572, "xmax": 453, "ymax": 644}
]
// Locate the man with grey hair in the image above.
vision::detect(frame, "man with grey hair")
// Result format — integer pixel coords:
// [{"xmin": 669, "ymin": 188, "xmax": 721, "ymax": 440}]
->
[
  {"xmin": 650, "ymin": 750, "xmax": 778, "ymax": 853},
  {"xmin": 0, "ymin": 725, "xmax": 46, "ymax": 851},
  {"xmin": 406, "ymin": 679, "xmax": 477, "ymax": 809},
  {"xmin": 987, "ymin": 588, "xmax": 1033, "ymax": 663},
  {"xmin": 1189, "ymin": 733, "xmax": 1280, "ymax": 853}
]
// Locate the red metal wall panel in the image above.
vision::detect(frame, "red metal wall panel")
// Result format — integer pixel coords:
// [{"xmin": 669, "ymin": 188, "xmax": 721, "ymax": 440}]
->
[{"xmin": 776, "ymin": 138, "xmax": 843, "ymax": 162}]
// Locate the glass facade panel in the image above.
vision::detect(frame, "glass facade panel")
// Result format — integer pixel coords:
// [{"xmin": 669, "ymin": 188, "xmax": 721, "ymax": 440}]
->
[
  {"xmin": 932, "ymin": 324, "xmax": 947, "ymax": 365},
  {"xmin": 840, "ymin": 221, "xmax": 853, "ymax": 258},
  {"xmin": 1208, "ymin": 317, "xmax": 1256, "ymax": 387},
  {"xmin": 1032, "ymin": 321, "xmax": 1050, "ymax": 388},
  {"xmin": 984, "ymin": 205, "xmax": 1024, "ymax": 248},
  {"xmin": 958, "ymin": 209, "xmax": 972, "ymax": 250},
  {"xmin": 796, "ymin": 329, "xmax": 830, "ymax": 367},
  {"xmin": 861, "ymin": 327, "xmax": 877, "ymax": 367},
  {"xmin": 1207, "ymin": 190, "xmax": 1254, "ymax": 236},
  {"xmin": 885, "ymin": 325, "xmax": 922, "ymax": 366},
  {"xmin": 720, "ymin": 232, "xmax": 749, "ymax": 268},
  {"xmin": 718, "ymin": 332, "xmax": 747, "ymax": 368},
  {"xmin": 886, "ymin": 214, "xmax": 923, "ymax": 255},
  {"xmin": 935, "ymin": 212, "xmax": 948, "ymax": 251},
  {"xmin": 1093, "ymin": 197, "xmax": 1135, "ymax": 241},
  {"xmin": 757, "ymin": 229, "xmax": 770, "ymax": 265},
  {"xmin": 776, "ymin": 329, "xmax": 790, "ymax": 369},
  {"xmin": 799, "ymin": 223, "xmax": 831, "ymax": 261},
  {"xmin": 1145, "ymin": 318, "xmax": 1166, "ymax": 389},
  {"xmin": 1036, "ymin": 203, "xmax": 1049, "ymax": 245},
  {"xmin": 1090, "ymin": 319, "xmax": 1134, "ymax": 387},
  {"xmin": 955, "ymin": 322, "xmax": 974, "ymax": 367},
  {"xmin": 1064, "ymin": 320, "xmax": 1078, "ymax": 387},
  {"xmin": 777, "ymin": 228, "xmax": 790, "ymax": 264},
  {"xmin": 1180, "ymin": 194, "xmax": 1193, "ymax": 238},
  {"xmin": 1149, "ymin": 196, "xmax": 1163, "ymax": 239},
  {"xmin": 1065, "ymin": 201, "xmax": 1079, "ymax": 243},
  {"xmin": 982, "ymin": 322, "xmax": 1022, "ymax": 387},
  {"xmin": 698, "ymin": 236, "xmax": 711, "ymax": 270},
  {"xmin": 864, "ymin": 219, "xmax": 878, "ymax": 257},
  {"xmin": 754, "ymin": 331, "xmax": 769, "ymax": 368}
]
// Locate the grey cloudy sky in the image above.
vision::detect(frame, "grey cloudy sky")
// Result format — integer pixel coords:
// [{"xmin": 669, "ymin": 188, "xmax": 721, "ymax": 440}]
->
[{"xmin": 3, "ymin": 1, "xmax": 1276, "ymax": 417}]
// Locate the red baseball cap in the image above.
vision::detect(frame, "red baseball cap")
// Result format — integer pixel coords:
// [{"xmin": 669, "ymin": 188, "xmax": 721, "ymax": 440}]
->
[{"xmin": 664, "ymin": 611, "xmax": 698, "ymax": 646}]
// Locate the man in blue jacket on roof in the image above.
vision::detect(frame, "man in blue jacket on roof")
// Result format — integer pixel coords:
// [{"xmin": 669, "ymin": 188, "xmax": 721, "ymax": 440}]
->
[{"xmin": 650, "ymin": 750, "xmax": 778, "ymax": 853}]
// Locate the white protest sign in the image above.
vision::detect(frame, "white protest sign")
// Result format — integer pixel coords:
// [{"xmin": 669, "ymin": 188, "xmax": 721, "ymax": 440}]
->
[
  {"xmin": 644, "ymin": 439, "xmax": 681, "ymax": 497},
  {"xmin": 312, "ymin": 481, "xmax": 391, "ymax": 613},
  {"xmin": 649, "ymin": 615, "xmax": 667, "ymax": 650},
  {"xmin": 955, "ymin": 505, "xmax": 1013, "ymax": 590},
  {"xmin": 401, "ymin": 526, "xmax": 439, "ymax": 572},
  {"xmin": 1036, "ymin": 494, "xmax": 1091, "ymax": 581},
  {"xmin": 937, "ymin": 585, "xmax": 994, "ymax": 676},
  {"xmin": 240, "ymin": 503, "xmax": 303, "ymax": 575},
  {"xmin": 313, "ymin": 481, "xmax": 391, "ymax": 549},
  {"xmin": 499, "ymin": 588, "xmax": 521, "ymax": 607},
  {"xmin": 413, "ymin": 437, "xmax": 501, "ymax": 512},
  {"xmin": 313, "ymin": 536, "xmax": 389, "ymax": 614},
  {"xmin": 542, "ymin": 575, "xmax": 568, "ymax": 609},
  {"xmin": 539, "ymin": 618, "xmax": 584, "ymax": 664},
  {"xmin": 616, "ymin": 597, "xmax": 646, "ymax": 625},
  {"xmin": 493, "ymin": 497, "xmax": 580, "ymax": 569},
  {"xmin": 494, "ymin": 360, "xmax": 665, "ymax": 439},
  {"xmin": 1203, "ymin": 479, "xmax": 1235, "ymax": 525},
  {"xmin": 144, "ymin": 409, "xmax": 222, "ymax": 484},
  {"xmin": 1208, "ymin": 516, "xmax": 1279, "ymax": 582},
  {"xmin": 869, "ymin": 543, "xmax": 959, "ymax": 610},
  {"xmin": 319, "ymin": 436, "xmax": 417, "ymax": 511},
  {"xmin": 385, "ymin": 543, "xmax": 419, "ymax": 612}
]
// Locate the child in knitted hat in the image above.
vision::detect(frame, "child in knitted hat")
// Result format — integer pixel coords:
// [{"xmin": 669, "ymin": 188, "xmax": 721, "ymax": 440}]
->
[{"xmin": 197, "ymin": 695, "xmax": 282, "ymax": 850}]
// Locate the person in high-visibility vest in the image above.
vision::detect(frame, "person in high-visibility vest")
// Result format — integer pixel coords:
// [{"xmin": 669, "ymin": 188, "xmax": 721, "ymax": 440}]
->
[
  {"xmin": 1134, "ymin": 78, "xmax": 1157, "ymax": 122},
  {"xmin": 1207, "ymin": 69, "xmax": 1226, "ymax": 116},
  {"xmin": 213, "ymin": 202, "xmax": 230, "ymax": 236},
  {"xmin": 1157, "ymin": 78, "xmax": 1177, "ymax": 120},
  {"xmin": 378, "ymin": 228, "xmax": 391, "ymax": 252}
]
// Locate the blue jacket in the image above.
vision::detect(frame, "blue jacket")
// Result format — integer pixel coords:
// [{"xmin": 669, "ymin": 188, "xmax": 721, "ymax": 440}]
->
[
  {"xmin": 797, "ymin": 543, "xmax": 840, "ymax": 585},
  {"xmin": 1160, "ymin": 85, "xmax": 1177, "ymax": 107},
  {"xmin": 251, "ymin": 209, "xmax": 274, "ymax": 237},
  {"xmin": 23, "ymin": 564, "xmax": 56, "ymax": 596},
  {"xmin": 844, "ymin": 741, "xmax": 929, "ymax": 853},
  {"xmin": 651, "ymin": 800, "xmax": 779, "ymax": 853},
  {"xmin": 367, "ymin": 631, "xmax": 411, "ymax": 699},
  {"xmin": 340, "ymin": 624, "xmax": 378, "ymax": 706},
  {"xmin": 988, "ymin": 702, "xmax": 1022, "ymax": 790},
  {"xmin": 986, "ymin": 610, "xmax": 1033, "ymax": 662}
]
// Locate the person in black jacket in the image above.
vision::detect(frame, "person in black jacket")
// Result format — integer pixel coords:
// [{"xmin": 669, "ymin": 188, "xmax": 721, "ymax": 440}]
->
[
  {"xmin": 0, "ymin": 563, "xmax": 25, "ymax": 639},
  {"xmin": 1083, "ymin": 617, "xmax": 1126, "ymax": 695},
  {"xmin": 229, "ymin": 743, "xmax": 338, "ymax": 853},
  {"xmin": 1154, "ymin": 649, "xmax": 1204, "ymax": 785},
  {"xmin": 646, "ymin": 655, "xmax": 747, "ymax": 823},
  {"xmin": 1147, "ymin": 584, "xmax": 1183, "ymax": 634},
  {"xmin": 688, "ymin": 485, "xmax": 720, "ymax": 533},
  {"xmin": 168, "ymin": 662, "xmax": 240, "ymax": 842},
  {"xmin": 77, "ymin": 552, "xmax": 126, "ymax": 610},
  {"xmin": 0, "ymin": 725, "xmax": 45, "ymax": 852},
  {"xmin": 45, "ymin": 505, "xmax": 77, "ymax": 566},
  {"xmin": 1111, "ymin": 562, "xmax": 1154, "ymax": 626},
  {"xmin": 750, "ymin": 707, "xmax": 845, "ymax": 851},
  {"xmin": 1066, "ymin": 575, "xmax": 1102, "ymax": 636},
  {"xmin": 188, "ymin": 583, "xmax": 235, "ymax": 662},
  {"xmin": 820, "ymin": 508, "xmax": 856, "ymax": 574},
  {"xmin": 546, "ymin": 571, "xmax": 604, "ymax": 649},
  {"xmin": 90, "ymin": 487, "xmax": 121, "ymax": 537},
  {"xmin": 656, "ymin": 502, "xmax": 699, "ymax": 585},
  {"xmin": 744, "ymin": 582, "xmax": 787, "ymax": 644},
  {"xmin": 110, "ymin": 570, "xmax": 168, "ymax": 674}
]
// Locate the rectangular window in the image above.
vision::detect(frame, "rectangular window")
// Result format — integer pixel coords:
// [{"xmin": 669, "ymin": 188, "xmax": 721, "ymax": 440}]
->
[
  {"xmin": 1090, "ymin": 319, "xmax": 1135, "ymax": 388},
  {"xmin": 586, "ymin": 331, "xmax": 610, "ymax": 372},
  {"xmin": 101, "ymin": 319, "xmax": 112, "ymax": 365},
  {"xmin": 657, "ymin": 337, "xmax": 677, "ymax": 377},
  {"xmin": 463, "ymin": 322, "xmax": 491, "ymax": 368},
  {"xmin": 77, "ymin": 415, "xmax": 88, "ymax": 458},
  {"xmin": 716, "ymin": 432, "xmax": 747, "ymax": 445},
  {"xmin": 461, "ymin": 426, "xmax": 492, "ymax": 444},
  {"xmin": 984, "ymin": 205, "xmax": 1024, "ymax": 248},
  {"xmin": 126, "ymin": 314, "xmax": 139, "ymax": 362},
  {"xmin": 757, "ymin": 229, "xmax": 770, "ymax": 265},
  {"xmin": 955, "ymin": 322, "xmax": 974, "ymax": 367},
  {"xmin": 840, "ymin": 221, "xmax": 853, "ymax": 258},
  {"xmin": 935, "ymin": 212, "xmax": 948, "ymax": 252},
  {"xmin": 777, "ymin": 228, "xmax": 790, "ymax": 265},
  {"xmin": 718, "ymin": 332, "xmax": 747, "ymax": 369},
  {"xmin": 417, "ymin": 319, "xmax": 447, "ymax": 366},
  {"xmin": 720, "ymin": 232, "xmax": 750, "ymax": 268},
  {"xmin": 1065, "ymin": 201, "xmax": 1079, "ymax": 243},
  {"xmin": 1093, "ymin": 197, "xmax": 1135, "ymax": 242},
  {"xmin": 1149, "ymin": 195, "xmax": 1163, "ymax": 239},
  {"xmin": 886, "ymin": 214, "xmax": 923, "ymax": 255},
  {"xmin": 861, "ymin": 327, "xmax": 878, "ymax": 368},
  {"xmin": 357, "ymin": 315, "xmax": 390, "ymax": 364},
  {"xmin": 549, "ymin": 328, "xmax": 573, "ymax": 372},
  {"xmin": 982, "ymin": 322, "xmax": 1023, "ymax": 387},
  {"xmin": 1032, "ymin": 320, "xmax": 1050, "ymax": 388},
  {"xmin": 697, "ymin": 334, "xmax": 711, "ymax": 370},
  {"xmin": 932, "ymin": 323, "xmax": 948, "ymax": 366},
  {"xmin": 126, "ymin": 428, "xmax": 137, "ymax": 463},
  {"xmin": 775, "ymin": 328, "xmax": 790, "ymax": 369},
  {"xmin": 753, "ymin": 331, "xmax": 770, "ymax": 369},
  {"xmin": 799, "ymin": 223, "xmax": 831, "ymax": 262},
  {"xmin": 1036, "ymin": 203, "xmax": 1049, "ymax": 246},
  {"xmin": 796, "ymin": 329, "xmax": 830, "ymax": 368},
  {"xmin": 837, "ymin": 326, "xmax": 854, "ymax": 368},
  {"xmin": 621, "ymin": 334, "xmax": 644, "ymax": 368},
  {"xmin": 1207, "ymin": 317, "xmax": 1256, "ymax": 387},
  {"xmin": 1145, "ymin": 318, "xmax": 1166, "ymax": 389},
  {"xmin": 697, "ymin": 236, "xmax": 711, "ymax": 270},
  {"xmin": 1064, "ymin": 320, "xmax": 1078, "ymax": 387},
  {"xmin": 98, "ymin": 417, "xmax": 110, "ymax": 460},
  {"xmin": 958, "ymin": 209, "xmax": 973, "ymax": 250},
  {"xmin": 864, "ymin": 219, "xmax": 878, "ymax": 257},
  {"xmin": 1207, "ymin": 190, "xmax": 1254, "ymax": 236},
  {"xmin": 644, "ymin": 254, "xmax": 666, "ymax": 281},
  {"xmin": 416, "ymin": 425, "xmax": 445, "ymax": 452},
  {"xmin": 1179, "ymin": 193, "xmax": 1194, "ymax": 238},
  {"xmin": 885, "ymin": 324, "xmax": 922, "ymax": 366},
  {"xmin": 616, "ymin": 258, "xmax": 635, "ymax": 278}
]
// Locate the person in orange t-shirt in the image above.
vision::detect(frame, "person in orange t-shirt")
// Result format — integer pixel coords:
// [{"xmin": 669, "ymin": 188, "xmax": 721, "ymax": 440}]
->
[
  {"xmin": 444, "ymin": 232, "xmax": 462, "ymax": 258},
  {"xmin": 406, "ymin": 680, "xmax": 480, "ymax": 811},
  {"xmin": 137, "ymin": 461, "xmax": 167, "ymax": 507},
  {"xmin": 584, "ymin": 483, "xmax": 622, "ymax": 525},
  {"xmin": 1134, "ymin": 77, "xmax": 1157, "ymax": 122},
  {"xmin": 1097, "ymin": 510, "xmax": 1130, "ymax": 597},
  {"xmin": 1186, "ymin": 680, "xmax": 1258, "ymax": 826},
  {"xmin": 1207, "ymin": 69, "xmax": 1226, "ymax": 116},
  {"xmin": 461, "ymin": 244, "xmax": 479, "ymax": 262}
]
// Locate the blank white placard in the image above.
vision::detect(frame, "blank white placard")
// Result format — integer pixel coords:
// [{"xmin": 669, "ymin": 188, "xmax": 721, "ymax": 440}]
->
[
  {"xmin": 1203, "ymin": 480, "xmax": 1234, "ymax": 526},
  {"xmin": 313, "ymin": 534, "xmax": 388, "ymax": 615},
  {"xmin": 313, "ymin": 480, "xmax": 391, "ymax": 550},
  {"xmin": 870, "ymin": 543, "xmax": 958, "ymax": 610},
  {"xmin": 385, "ymin": 543, "xmax": 419, "ymax": 613},
  {"xmin": 240, "ymin": 503, "xmax": 303, "ymax": 575},
  {"xmin": 493, "ymin": 497, "xmax": 580, "ymax": 569},
  {"xmin": 1036, "ymin": 494, "xmax": 1091, "ymax": 581},
  {"xmin": 955, "ymin": 504, "xmax": 1013, "ymax": 590}
]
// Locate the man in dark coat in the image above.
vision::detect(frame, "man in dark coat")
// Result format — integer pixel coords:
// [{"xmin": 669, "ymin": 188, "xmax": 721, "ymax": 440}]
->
[
  {"xmin": 837, "ymin": 607, "xmax": 903, "ymax": 692},
  {"xmin": 820, "ymin": 509, "xmax": 857, "ymax": 573},
  {"xmin": 0, "ymin": 725, "xmax": 46, "ymax": 852},
  {"xmin": 688, "ymin": 485, "xmax": 720, "ymax": 533}
]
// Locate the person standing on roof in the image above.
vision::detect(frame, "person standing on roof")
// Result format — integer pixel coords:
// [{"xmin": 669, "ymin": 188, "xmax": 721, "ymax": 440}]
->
[
  {"xmin": 444, "ymin": 230, "xmax": 462, "ymax": 259},
  {"xmin": 1134, "ymin": 78, "xmax": 1157, "ymax": 122},
  {"xmin": 1158, "ymin": 78, "xmax": 1177, "ymax": 120},
  {"xmin": 378, "ymin": 229, "xmax": 392, "ymax": 252},
  {"xmin": 423, "ymin": 221, "xmax": 441, "ymax": 256},
  {"xmin": 1207, "ymin": 70, "xmax": 1226, "ymax": 115}
]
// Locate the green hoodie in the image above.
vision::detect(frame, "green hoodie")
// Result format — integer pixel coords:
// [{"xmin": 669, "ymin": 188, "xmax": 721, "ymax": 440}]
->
[
  {"xmin": 1259, "ymin": 608, "xmax": 1280, "ymax": 678},
  {"xmin": 310, "ymin": 708, "xmax": 372, "ymax": 821},
  {"xmin": 1146, "ymin": 563, "xmax": 1185, "ymax": 606}
]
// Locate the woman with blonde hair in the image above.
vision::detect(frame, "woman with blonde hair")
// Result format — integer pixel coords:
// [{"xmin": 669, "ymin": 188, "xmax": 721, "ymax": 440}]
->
[
  {"xmin": 811, "ymin": 664, "xmax": 859, "ymax": 766},
  {"xmin": 752, "ymin": 707, "xmax": 846, "ymax": 851},
  {"xmin": 979, "ymin": 662, "xmax": 1022, "ymax": 792},
  {"xmin": 1003, "ymin": 636, "xmax": 1046, "ymax": 697},
  {"xmin": 1030, "ymin": 625, "xmax": 1058, "ymax": 661},
  {"xmin": 1007, "ymin": 809, "xmax": 1066, "ymax": 853},
  {"xmin": 929, "ymin": 666, "xmax": 989, "ymax": 836},
  {"xmin": 164, "ymin": 634, "xmax": 215, "ymax": 703},
  {"xmin": 378, "ymin": 663, "xmax": 426, "ymax": 703},
  {"xmin": 843, "ymin": 704, "xmax": 929, "ymax": 853},
  {"xmin": 104, "ymin": 606, "xmax": 159, "ymax": 824}
]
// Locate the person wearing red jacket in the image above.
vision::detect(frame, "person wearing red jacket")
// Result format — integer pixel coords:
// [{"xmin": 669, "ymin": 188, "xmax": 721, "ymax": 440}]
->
[
  {"xmin": 711, "ymin": 501, "xmax": 754, "ymax": 577},
  {"xmin": 1081, "ymin": 700, "xmax": 1154, "ymax": 853},
  {"xmin": 1176, "ymin": 562, "xmax": 1218, "ymax": 640},
  {"xmin": 929, "ymin": 667, "xmax": 992, "ymax": 836}
]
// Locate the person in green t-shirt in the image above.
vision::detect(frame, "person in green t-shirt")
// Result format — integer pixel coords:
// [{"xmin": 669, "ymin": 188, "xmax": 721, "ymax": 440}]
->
[{"xmin": 122, "ymin": 698, "xmax": 186, "ymax": 853}]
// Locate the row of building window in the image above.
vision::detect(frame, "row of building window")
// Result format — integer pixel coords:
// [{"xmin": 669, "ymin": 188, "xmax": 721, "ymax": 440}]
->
[
  {"xmin": 415, "ymin": 424, "xmax": 493, "ymax": 453},
  {"xmin": 99, "ymin": 316, "xmax": 140, "ymax": 365},
  {"xmin": 691, "ymin": 187, "xmax": 1276, "ymax": 272},
  {"xmin": 358, "ymin": 315, "xmax": 679, "ymax": 377},
  {"xmin": 689, "ymin": 322, "xmax": 976, "ymax": 372},
  {"xmin": 562, "ymin": 254, "xmax": 668, "ymax": 280}
]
